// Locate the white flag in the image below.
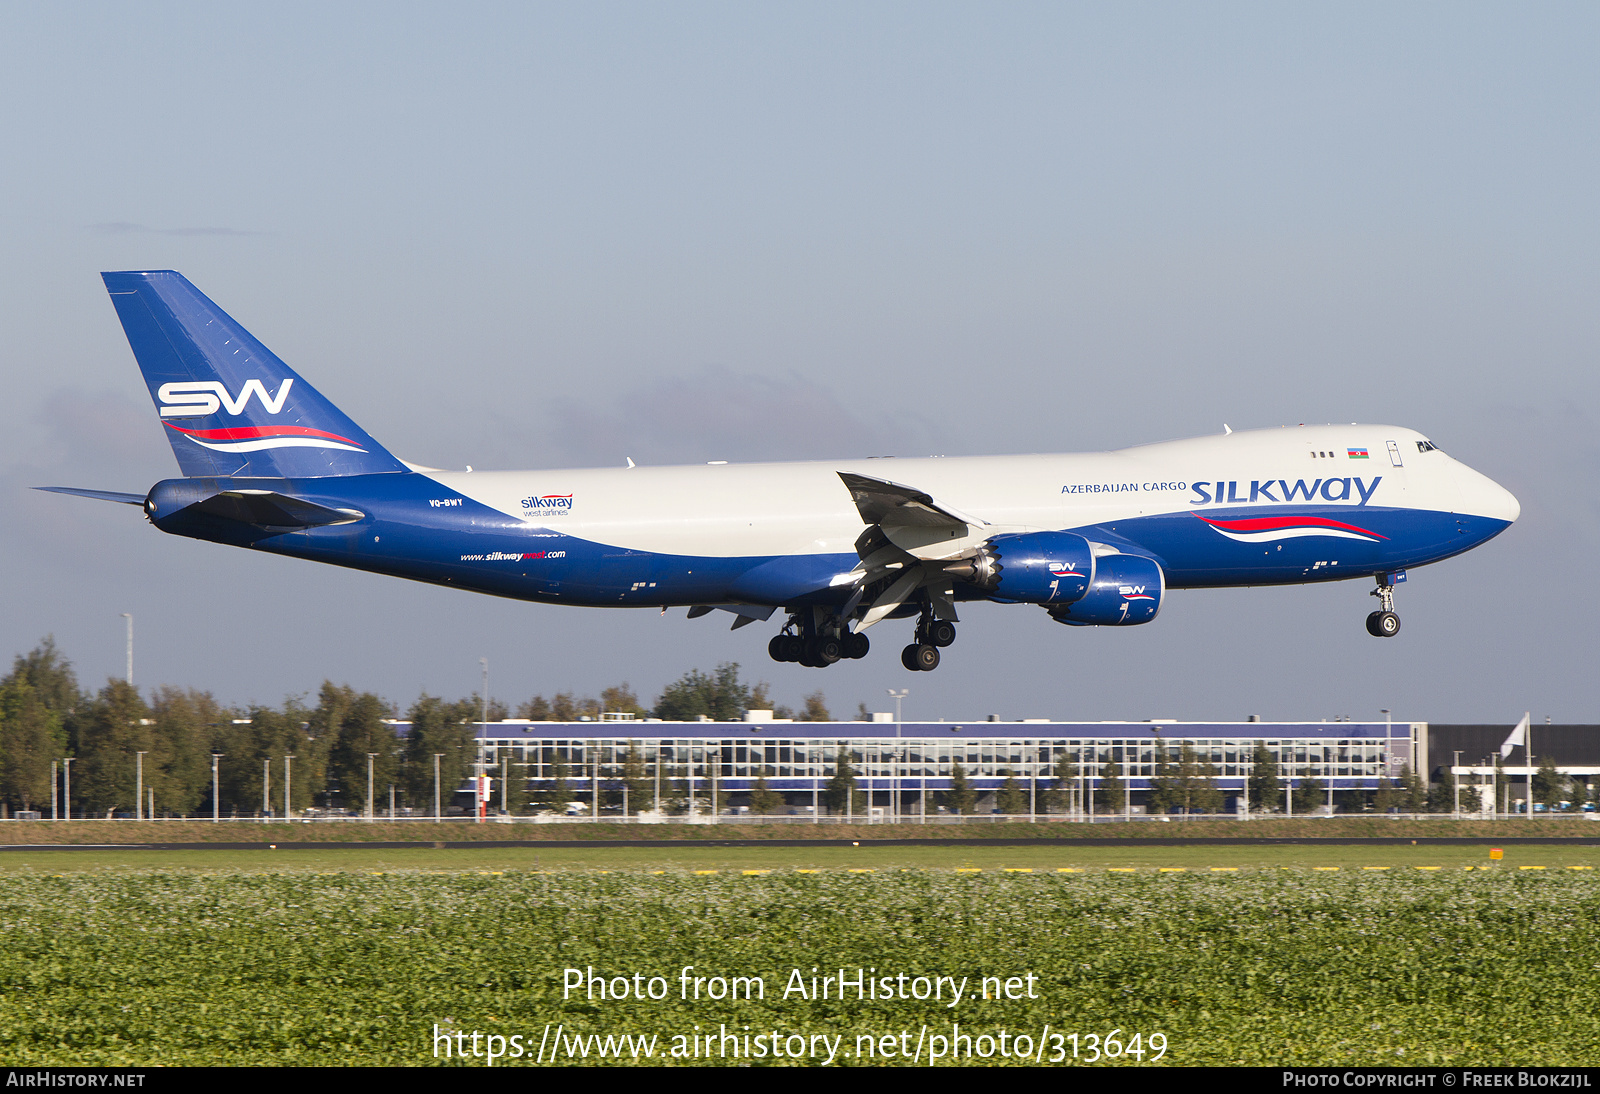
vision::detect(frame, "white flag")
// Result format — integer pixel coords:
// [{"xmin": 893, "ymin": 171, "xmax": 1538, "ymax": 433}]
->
[{"xmin": 1500, "ymin": 712, "xmax": 1530, "ymax": 759}]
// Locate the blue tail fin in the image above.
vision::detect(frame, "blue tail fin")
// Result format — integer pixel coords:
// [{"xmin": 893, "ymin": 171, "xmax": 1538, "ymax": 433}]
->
[{"xmin": 102, "ymin": 271, "xmax": 408, "ymax": 478}]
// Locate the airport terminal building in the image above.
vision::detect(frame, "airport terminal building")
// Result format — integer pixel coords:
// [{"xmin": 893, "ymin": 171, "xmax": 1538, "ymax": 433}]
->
[{"xmin": 429, "ymin": 715, "xmax": 1456, "ymax": 817}]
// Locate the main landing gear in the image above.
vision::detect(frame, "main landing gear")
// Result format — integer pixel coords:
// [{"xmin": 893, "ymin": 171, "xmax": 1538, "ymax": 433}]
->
[
  {"xmin": 768, "ymin": 614, "xmax": 869, "ymax": 668},
  {"xmin": 1366, "ymin": 575, "xmax": 1401, "ymax": 638},
  {"xmin": 767, "ymin": 606, "xmax": 958, "ymax": 670},
  {"xmin": 901, "ymin": 611, "xmax": 956, "ymax": 672}
]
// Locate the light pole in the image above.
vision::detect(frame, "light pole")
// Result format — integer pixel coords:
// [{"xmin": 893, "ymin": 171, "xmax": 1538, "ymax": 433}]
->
[
  {"xmin": 433, "ymin": 753, "xmax": 444, "ymax": 820},
  {"xmin": 887, "ymin": 689, "xmax": 907, "ymax": 822},
  {"xmin": 51, "ymin": 760, "xmax": 58, "ymax": 820},
  {"xmin": 1123, "ymin": 745, "xmax": 1131, "ymax": 821},
  {"xmin": 366, "ymin": 754, "xmax": 378, "ymax": 821},
  {"xmin": 478, "ymin": 658, "xmax": 489, "ymax": 823},
  {"xmin": 211, "ymin": 754, "xmax": 222, "ymax": 822},
  {"xmin": 284, "ymin": 755, "xmax": 295, "ymax": 819},
  {"xmin": 262, "ymin": 757, "xmax": 271, "ymax": 820},
  {"xmin": 62, "ymin": 757, "xmax": 73, "ymax": 821},
  {"xmin": 1453, "ymin": 750, "xmax": 1462, "ymax": 818},
  {"xmin": 1089, "ymin": 744, "xmax": 1099, "ymax": 823},
  {"xmin": 1526, "ymin": 711, "xmax": 1534, "ymax": 819},
  {"xmin": 1241, "ymin": 754, "xmax": 1249, "ymax": 820},
  {"xmin": 121, "ymin": 613, "xmax": 133, "ymax": 685},
  {"xmin": 1379, "ymin": 709, "xmax": 1392, "ymax": 816},
  {"xmin": 135, "ymin": 751, "xmax": 146, "ymax": 820},
  {"xmin": 1029, "ymin": 742, "xmax": 1037, "ymax": 822}
]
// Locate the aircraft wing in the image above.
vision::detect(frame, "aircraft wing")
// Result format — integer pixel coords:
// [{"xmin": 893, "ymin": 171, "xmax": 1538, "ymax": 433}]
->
[
  {"xmin": 836, "ymin": 472, "xmax": 988, "ymax": 630},
  {"xmin": 837, "ymin": 471, "xmax": 984, "ymax": 530}
]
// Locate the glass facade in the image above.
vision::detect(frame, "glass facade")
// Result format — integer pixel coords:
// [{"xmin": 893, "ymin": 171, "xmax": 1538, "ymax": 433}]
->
[{"xmin": 408, "ymin": 720, "xmax": 1422, "ymax": 810}]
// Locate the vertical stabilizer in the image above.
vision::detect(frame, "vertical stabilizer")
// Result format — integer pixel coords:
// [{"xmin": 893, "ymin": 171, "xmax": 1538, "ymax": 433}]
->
[{"xmin": 102, "ymin": 271, "xmax": 407, "ymax": 478}]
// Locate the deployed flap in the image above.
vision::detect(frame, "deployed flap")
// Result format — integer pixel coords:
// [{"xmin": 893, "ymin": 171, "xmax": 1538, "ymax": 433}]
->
[
  {"xmin": 189, "ymin": 490, "xmax": 364, "ymax": 529},
  {"xmin": 837, "ymin": 472, "xmax": 985, "ymax": 530},
  {"xmin": 34, "ymin": 486, "xmax": 146, "ymax": 506},
  {"xmin": 688, "ymin": 604, "xmax": 777, "ymax": 626},
  {"xmin": 858, "ymin": 565, "xmax": 932, "ymax": 630}
]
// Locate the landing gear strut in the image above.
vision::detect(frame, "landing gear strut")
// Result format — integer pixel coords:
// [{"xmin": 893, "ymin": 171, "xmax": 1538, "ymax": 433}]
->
[
  {"xmin": 902, "ymin": 610, "xmax": 955, "ymax": 671},
  {"xmin": 1366, "ymin": 576, "xmax": 1401, "ymax": 638}
]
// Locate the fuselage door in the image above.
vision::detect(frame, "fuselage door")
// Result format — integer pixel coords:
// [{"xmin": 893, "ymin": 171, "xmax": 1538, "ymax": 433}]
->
[{"xmin": 1386, "ymin": 440, "xmax": 1404, "ymax": 467}]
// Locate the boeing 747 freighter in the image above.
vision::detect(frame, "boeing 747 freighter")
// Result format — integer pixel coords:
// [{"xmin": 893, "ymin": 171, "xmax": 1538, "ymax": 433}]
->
[{"xmin": 42, "ymin": 271, "xmax": 1519, "ymax": 671}]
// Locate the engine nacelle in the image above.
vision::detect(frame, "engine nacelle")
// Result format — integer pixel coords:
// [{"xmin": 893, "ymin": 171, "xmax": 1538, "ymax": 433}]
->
[
  {"xmin": 1046, "ymin": 553, "xmax": 1164, "ymax": 626},
  {"xmin": 946, "ymin": 530, "xmax": 1095, "ymax": 605}
]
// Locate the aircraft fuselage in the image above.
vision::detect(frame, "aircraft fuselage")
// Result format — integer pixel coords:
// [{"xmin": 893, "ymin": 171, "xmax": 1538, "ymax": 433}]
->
[{"xmin": 144, "ymin": 423, "xmax": 1516, "ymax": 610}]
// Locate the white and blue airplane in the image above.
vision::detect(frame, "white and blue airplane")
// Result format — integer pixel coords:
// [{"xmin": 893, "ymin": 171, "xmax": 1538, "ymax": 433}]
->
[{"xmin": 43, "ymin": 271, "xmax": 1520, "ymax": 671}]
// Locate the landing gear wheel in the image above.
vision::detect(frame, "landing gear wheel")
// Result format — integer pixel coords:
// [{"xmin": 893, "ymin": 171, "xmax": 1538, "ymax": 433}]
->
[
  {"xmin": 913, "ymin": 643, "xmax": 941, "ymax": 671},
  {"xmin": 901, "ymin": 644, "xmax": 921, "ymax": 671},
  {"xmin": 927, "ymin": 620, "xmax": 956, "ymax": 648},
  {"xmin": 781, "ymin": 635, "xmax": 805, "ymax": 661},
  {"xmin": 1368, "ymin": 574, "xmax": 1400, "ymax": 636},
  {"xmin": 815, "ymin": 637, "xmax": 842, "ymax": 664},
  {"xmin": 768, "ymin": 635, "xmax": 788, "ymax": 661},
  {"xmin": 844, "ymin": 632, "xmax": 870, "ymax": 659}
]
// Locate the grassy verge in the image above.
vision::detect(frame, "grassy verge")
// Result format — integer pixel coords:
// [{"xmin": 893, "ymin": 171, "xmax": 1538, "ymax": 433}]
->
[
  {"xmin": 1, "ymin": 870, "xmax": 1595, "ymax": 1066},
  {"xmin": 2, "ymin": 842, "xmax": 1598, "ymax": 873},
  {"xmin": 4, "ymin": 816, "xmax": 1598, "ymax": 844}
]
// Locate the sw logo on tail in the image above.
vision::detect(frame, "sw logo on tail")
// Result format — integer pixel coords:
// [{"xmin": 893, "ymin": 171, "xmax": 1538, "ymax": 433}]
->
[{"xmin": 158, "ymin": 378, "xmax": 295, "ymax": 417}]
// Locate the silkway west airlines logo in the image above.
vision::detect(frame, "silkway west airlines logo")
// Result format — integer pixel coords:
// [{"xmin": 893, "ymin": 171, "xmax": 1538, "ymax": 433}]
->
[
  {"xmin": 156, "ymin": 379, "xmax": 367, "ymax": 454},
  {"xmin": 1194, "ymin": 514, "xmax": 1389, "ymax": 544}
]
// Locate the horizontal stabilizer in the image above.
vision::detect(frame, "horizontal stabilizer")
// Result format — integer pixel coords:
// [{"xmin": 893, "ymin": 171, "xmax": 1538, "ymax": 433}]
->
[
  {"xmin": 34, "ymin": 486, "xmax": 146, "ymax": 506},
  {"xmin": 188, "ymin": 490, "xmax": 364, "ymax": 529}
]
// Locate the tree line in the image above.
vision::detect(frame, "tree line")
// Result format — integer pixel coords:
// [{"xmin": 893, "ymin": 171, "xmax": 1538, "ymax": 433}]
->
[
  {"xmin": 0, "ymin": 639, "xmax": 832, "ymax": 817},
  {"xmin": 3, "ymin": 637, "xmax": 1585, "ymax": 817}
]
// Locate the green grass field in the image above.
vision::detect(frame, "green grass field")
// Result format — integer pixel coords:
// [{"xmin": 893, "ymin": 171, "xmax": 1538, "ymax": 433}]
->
[
  {"xmin": 5, "ymin": 816, "xmax": 1599, "ymax": 844},
  {"xmin": 1, "ymin": 861, "xmax": 1597, "ymax": 1067}
]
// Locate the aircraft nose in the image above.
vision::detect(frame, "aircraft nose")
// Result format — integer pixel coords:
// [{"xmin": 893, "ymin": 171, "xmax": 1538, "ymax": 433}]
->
[{"xmin": 1458, "ymin": 467, "xmax": 1520, "ymax": 525}]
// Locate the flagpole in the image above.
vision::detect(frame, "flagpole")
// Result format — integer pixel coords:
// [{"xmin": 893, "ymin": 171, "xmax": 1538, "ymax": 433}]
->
[{"xmin": 1499, "ymin": 713, "xmax": 1530, "ymax": 819}]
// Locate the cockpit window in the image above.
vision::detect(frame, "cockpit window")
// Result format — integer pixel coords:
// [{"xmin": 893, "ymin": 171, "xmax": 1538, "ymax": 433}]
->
[{"xmin": 1416, "ymin": 440, "xmax": 1438, "ymax": 453}]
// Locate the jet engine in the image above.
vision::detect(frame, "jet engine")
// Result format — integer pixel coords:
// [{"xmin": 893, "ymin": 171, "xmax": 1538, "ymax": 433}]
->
[
  {"xmin": 943, "ymin": 530, "xmax": 1095, "ymax": 605},
  {"xmin": 1045, "ymin": 553, "xmax": 1164, "ymax": 626}
]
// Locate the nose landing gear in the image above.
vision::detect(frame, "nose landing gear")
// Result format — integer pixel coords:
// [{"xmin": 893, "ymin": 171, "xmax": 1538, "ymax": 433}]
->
[{"xmin": 1366, "ymin": 574, "xmax": 1401, "ymax": 637}]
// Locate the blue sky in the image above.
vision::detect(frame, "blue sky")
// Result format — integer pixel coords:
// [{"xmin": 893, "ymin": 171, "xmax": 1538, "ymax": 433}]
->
[{"xmin": 2, "ymin": 3, "xmax": 1595, "ymax": 723}]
